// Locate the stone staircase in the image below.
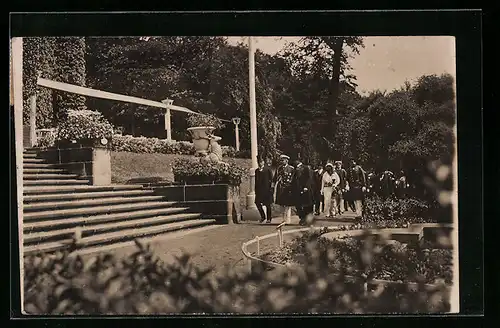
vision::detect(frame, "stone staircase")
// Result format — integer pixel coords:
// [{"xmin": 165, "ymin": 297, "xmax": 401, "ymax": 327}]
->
[{"xmin": 22, "ymin": 148, "xmax": 216, "ymax": 255}]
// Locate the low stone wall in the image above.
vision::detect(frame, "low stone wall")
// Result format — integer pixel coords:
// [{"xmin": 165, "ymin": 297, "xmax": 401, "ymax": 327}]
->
[
  {"xmin": 37, "ymin": 145, "xmax": 111, "ymax": 186},
  {"xmin": 242, "ymin": 223, "xmax": 454, "ymax": 293},
  {"xmin": 148, "ymin": 183, "xmax": 242, "ymax": 225}
]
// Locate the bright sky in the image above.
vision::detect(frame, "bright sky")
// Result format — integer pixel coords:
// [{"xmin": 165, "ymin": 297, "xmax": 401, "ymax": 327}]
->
[{"xmin": 226, "ymin": 36, "xmax": 456, "ymax": 94}]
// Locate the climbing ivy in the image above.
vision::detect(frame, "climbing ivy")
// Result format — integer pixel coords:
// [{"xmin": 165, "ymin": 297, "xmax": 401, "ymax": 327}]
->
[
  {"xmin": 52, "ymin": 37, "xmax": 87, "ymax": 123},
  {"xmin": 22, "ymin": 37, "xmax": 57, "ymax": 128}
]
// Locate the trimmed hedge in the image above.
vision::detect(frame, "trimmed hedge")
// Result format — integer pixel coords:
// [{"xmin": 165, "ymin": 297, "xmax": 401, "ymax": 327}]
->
[
  {"xmin": 23, "ymin": 239, "xmax": 450, "ymax": 314},
  {"xmin": 110, "ymin": 134, "xmax": 250, "ymax": 158},
  {"xmin": 359, "ymin": 196, "xmax": 440, "ymax": 228}
]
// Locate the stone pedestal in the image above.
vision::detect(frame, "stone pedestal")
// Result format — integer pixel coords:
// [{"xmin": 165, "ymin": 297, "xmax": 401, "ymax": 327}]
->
[{"xmin": 38, "ymin": 142, "xmax": 111, "ymax": 185}]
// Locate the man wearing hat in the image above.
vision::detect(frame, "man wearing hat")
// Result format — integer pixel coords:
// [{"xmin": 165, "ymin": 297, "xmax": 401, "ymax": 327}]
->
[
  {"xmin": 334, "ymin": 160, "xmax": 348, "ymax": 215},
  {"xmin": 293, "ymin": 158, "xmax": 315, "ymax": 225},
  {"xmin": 273, "ymin": 154, "xmax": 295, "ymax": 224},
  {"xmin": 255, "ymin": 157, "xmax": 274, "ymax": 223}
]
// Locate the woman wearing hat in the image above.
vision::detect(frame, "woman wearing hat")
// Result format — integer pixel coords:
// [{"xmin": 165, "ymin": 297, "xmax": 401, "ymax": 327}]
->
[
  {"xmin": 321, "ymin": 163, "xmax": 341, "ymax": 218},
  {"xmin": 273, "ymin": 154, "xmax": 295, "ymax": 224}
]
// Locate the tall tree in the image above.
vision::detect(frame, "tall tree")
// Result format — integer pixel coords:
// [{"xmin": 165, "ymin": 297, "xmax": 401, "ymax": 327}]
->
[{"xmin": 281, "ymin": 37, "xmax": 364, "ymax": 133}]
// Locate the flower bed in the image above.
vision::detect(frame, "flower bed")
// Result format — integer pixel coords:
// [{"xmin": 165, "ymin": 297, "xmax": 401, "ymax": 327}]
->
[
  {"xmin": 172, "ymin": 157, "xmax": 247, "ymax": 186},
  {"xmin": 261, "ymin": 229, "xmax": 453, "ymax": 285},
  {"xmin": 56, "ymin": 109, "xmax": 114, "ymax": 143}
]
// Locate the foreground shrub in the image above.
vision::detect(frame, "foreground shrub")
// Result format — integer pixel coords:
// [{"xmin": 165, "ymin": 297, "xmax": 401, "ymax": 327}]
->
[
  {"xmin": 56, "ymin": 110, "xmax": 114, "ymax": 142},
  {"xmin": 24, "ymin": 239, "xmax": 450, "ymax": 314},
  {"xmin": 172, "ymin": 157, "xmax": 247, "ymax": 186},
  {"xmin": 360, "ymin": 196, "xmax": 440, "ymax": 228}
]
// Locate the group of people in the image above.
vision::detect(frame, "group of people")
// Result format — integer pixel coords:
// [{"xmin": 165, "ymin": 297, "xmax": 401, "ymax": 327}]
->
[{"xmin": 254, "ymin": 154, "xmax": 369, "ymax": 226}]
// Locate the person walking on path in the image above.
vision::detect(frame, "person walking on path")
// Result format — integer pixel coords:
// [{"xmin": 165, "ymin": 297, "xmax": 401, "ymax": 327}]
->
[
  {"xmin": 321, "ymin": 163, "xmax": 341, "ymax": 218},
  {"xmin": 334, "ymin": 160, "xmax": 348, "ymax": 215},
  {"xmin": 293, "ymin": 158, "xmax": 315, "ymax": 226},
  {"xmin": 347, "ymin": 159, "xmax": 367, "ymax": 217},
  {"xmin": 313, "ymin": 163, "xmax": 325, "ymax": 215},
  {"xmin": 255, "ymin": 157, "xmax": 274, "ymax": 223},
  {"xmin": 273, "ymin": 154, "xmax": 295, "ymax": 224}
]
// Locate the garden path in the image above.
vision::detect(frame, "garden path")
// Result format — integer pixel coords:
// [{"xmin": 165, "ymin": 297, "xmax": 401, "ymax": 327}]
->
[{"xmin": 82, "ymin": 212, "xmax": 357, "ymax": 278}]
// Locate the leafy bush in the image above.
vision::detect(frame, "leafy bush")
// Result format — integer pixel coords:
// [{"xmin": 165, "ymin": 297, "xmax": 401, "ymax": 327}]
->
[
  {"xmin": 262, "ymin": 232, "xmax": 453, "ymax": 285},
  {"xmin": 186, "ymin": 113, "xmax": 225, "ymax": 130},
  {"xmin": 34, "ymin": 131, "xmax": 56, "ymax": 148},
  {"xmin": 23, "ymin": 239, "xmax": 450, "ymax": 314},
  {"xmin": 360, "ymin": 196, "xmax": 439, "ymax": 228},
  {"xmin": 56, "ymin": 110, "xmax": 114, "ymax": 142},
  {"xmin": 172, "ymin": 157, "xmax": 247, "ymax": 186},
  {"xmin": 221, "ymin": 145, "xmax": 251, "ymax": 159}
]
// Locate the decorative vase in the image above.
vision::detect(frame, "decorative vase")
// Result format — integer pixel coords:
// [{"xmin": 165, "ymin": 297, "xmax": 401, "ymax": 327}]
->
[{"xmin": 187, "ymin": 126, "xmax": 215, "ymax": 155}]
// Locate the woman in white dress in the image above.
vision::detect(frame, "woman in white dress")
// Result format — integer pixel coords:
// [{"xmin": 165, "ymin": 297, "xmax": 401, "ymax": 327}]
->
[{"xmin": 321, "ymin": 163, "xmax": 341, "ymax": 218}]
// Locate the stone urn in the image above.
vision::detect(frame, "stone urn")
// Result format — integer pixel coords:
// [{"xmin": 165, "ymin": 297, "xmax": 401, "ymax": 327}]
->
[{"xmin": 187, "ymin": 126, "xmax": 215, "ymax": 155}]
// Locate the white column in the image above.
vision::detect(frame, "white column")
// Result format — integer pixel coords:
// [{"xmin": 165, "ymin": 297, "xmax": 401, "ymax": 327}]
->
[
  {"xmin": 11, "ymin": 37, "xmax": 25, "ymax": 313},
  {"xmin": 246, "ymin": 36, "xmax": 258, "ymax": 210},
  {"xmin": 161, "ymin": 99, "xmax": 173, "ymax": 141},
  {"xmin": 235, "ymin": 123, "xmax": 240, "ymax": 151}
]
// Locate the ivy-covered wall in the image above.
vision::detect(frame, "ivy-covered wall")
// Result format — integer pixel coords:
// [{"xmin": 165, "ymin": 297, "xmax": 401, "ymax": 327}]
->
[
  {"xmin": 53, "ymin": 37, "xmax": 87, "ymax": 122},
  {"xmin": 22, "ymin": 37, "xmax": 86, "ymax": 128},
  {"xmin": 22, "ymin": 37, "xmax": 56, "ymax": 128}
]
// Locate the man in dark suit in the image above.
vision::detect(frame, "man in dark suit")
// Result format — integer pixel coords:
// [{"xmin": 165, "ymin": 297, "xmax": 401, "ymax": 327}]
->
[
  {"xmin": 293, "ymin": 158, "xmax": 315, "ymax": 226},
  {"xmin": 255, "ymin": 157, "xmax": 274, "ymax": 223}
]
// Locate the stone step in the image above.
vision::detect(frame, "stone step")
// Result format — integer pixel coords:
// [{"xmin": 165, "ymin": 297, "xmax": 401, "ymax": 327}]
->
[
  {"xmin": 23, "ymin": 189, "xmax": 155, "ymax": 203},
  {"xmin": 23, "ymin": 153, "xmax": 39, "ymax": 158},
  {"xmin": 23, "ymin": 168, "xmax": 66, "ymax": 174},
  {"xmin": 24, "ymin": 195, "xmax": 167, "ymax": 212},
  {"xmin": 23, "ymin": 212, "xmax": 203, "ymax": 245},
  {"xmin": 23, "ymin": 218, "xmax": 216, "ymax": 255},
  {"xmin": 24, "ymin": 206, "xmax": 189, "ymax": 232},
  {"xmin": 23, "ymin": 179, "xmax": 90, "ymax": 186},
  {"xmin": 23, "ymin": 200, "xmax": 179, "ymax": 221},
  {"xmin": 23, "ymin": 184, "xmax": 144, "ymax": 195},
  {"xmin": 23, "ymin": 163, "xmax": 59, "ymax": 169},
  {"xmin": 77, "ymin": 218, "xmax": 216, "ymax": 248},
  {"xmin": 23, "ymin": 158, "xmax": 47, "ymax": 163},
  {"xmin": 23, "ymin": 173, "xmax": 81, "ymax": 180}
]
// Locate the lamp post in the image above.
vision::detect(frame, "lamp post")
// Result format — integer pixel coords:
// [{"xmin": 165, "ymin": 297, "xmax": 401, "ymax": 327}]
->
[
  {"xmin": 161, "ymin": 98, "xmax": 173, "ymax": 141},
  {"xmin": 246, "ymin": 36, "xmax": 258, "ymax": 211},
  {"xmin": 232, "ymin": 117, "xmax": 241, "ymax": 151}
]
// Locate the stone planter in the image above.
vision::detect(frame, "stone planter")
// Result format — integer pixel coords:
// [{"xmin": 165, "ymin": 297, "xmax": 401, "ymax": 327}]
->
[
  {"xmin": 186, "ymin": 126, "xmax": 215, "ymax": 155},
  {"xmin": 56, "ymin": 138, "xmax": 109, "ymax": 149}
]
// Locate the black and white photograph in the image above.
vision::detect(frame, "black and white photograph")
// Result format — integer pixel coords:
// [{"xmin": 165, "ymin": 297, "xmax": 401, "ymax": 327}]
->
[{"xmin": 10, "ymin": 15, "xmax": 471, "ymax": 315}]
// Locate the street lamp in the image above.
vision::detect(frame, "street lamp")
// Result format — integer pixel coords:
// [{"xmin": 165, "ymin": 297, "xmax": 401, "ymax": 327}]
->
[{"xmin": 232, "ymin": 117, "xmax": 241, "ymax": 151}]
